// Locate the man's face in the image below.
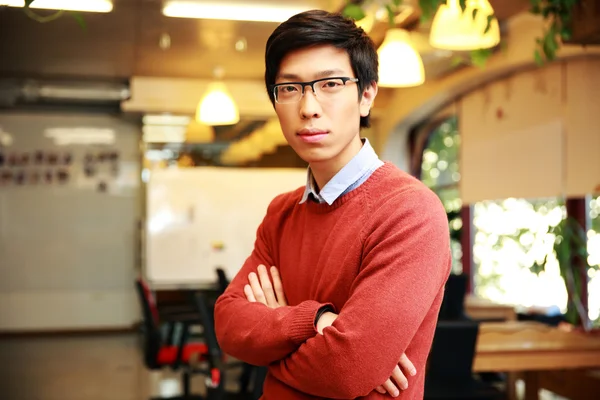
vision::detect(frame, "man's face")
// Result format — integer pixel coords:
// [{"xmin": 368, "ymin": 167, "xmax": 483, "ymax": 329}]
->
[{"xmin": 273, "ymin": 45, "xmax": 377, "ymax": 167}]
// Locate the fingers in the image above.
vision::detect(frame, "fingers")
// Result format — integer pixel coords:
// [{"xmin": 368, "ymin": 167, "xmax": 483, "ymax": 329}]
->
[
  {"xmin": 398, "ymin": 353, "xmax": 416, "ymax": 377},
  {"xmin": 390, "ymin": 365, "xmax": 408, "ymax": 392},
  {"xmin": 257, "ymin": 265, "xmax": 278, "ymax": 307},
  {"xmin": 270, "ymin": 266, "xmax": 287, "ymax": 306},
  {"xmin": 381, "ymin": 378, "xmax": 400, "ymax": 397},
  {"xmin": 374, "ymin": 354, "xmax": 415, "ymax": 396},
  {"xmin": 244, "ymin": 284, "xmax": 256, "ymax": 302},
  {"xmin": 248, "ymin": 271, "xmax": 267, "ymax": 305}
]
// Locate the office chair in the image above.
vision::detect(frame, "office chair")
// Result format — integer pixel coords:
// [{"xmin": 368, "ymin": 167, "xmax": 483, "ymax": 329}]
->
[
  {"xmin": 438, "ymin": 273, "xmax": 470, "ymax": 321},
  {"xmin": 213, "ymin": 268, "xmax": 261, "ymax": 397},
  {"xmin": 215, "ymin": 268, "xmax": 230, "ymax": 293},
  {"xmin": 424, "ymin": 320, "xmax": 505, "ymax": 400},
  {"xmin": 135, "ymin": 280, "xmax": 220, "ymax": 400},
  {"xmin": 193, "ymin": 291, "xmax": 266, "ymax": 400}
]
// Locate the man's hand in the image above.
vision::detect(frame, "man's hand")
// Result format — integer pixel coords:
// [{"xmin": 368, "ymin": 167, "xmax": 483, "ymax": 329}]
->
[
  {"xmin": 315, "ymin": 311, "xmax": 416, "ymax": 397},
  {"xmin": 374, "ymin": 353, "xmax": 416, "ymax": 397},
  {"xmin": 244, "ymin": 264, "xmax": 287, "ymax": 308}
]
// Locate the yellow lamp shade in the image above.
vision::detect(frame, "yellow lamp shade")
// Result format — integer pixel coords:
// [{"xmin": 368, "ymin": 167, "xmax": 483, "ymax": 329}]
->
[
  {"xmin": 429, "ymin": 0, "xmax": 500, "ymax": 51},
  {"xmin": 196, "ymin": 81, "xmax": 239, "ymax": 126},
  {"xmin": 377, "ymin": 29, "xmax": 425, "ymax": 87}
]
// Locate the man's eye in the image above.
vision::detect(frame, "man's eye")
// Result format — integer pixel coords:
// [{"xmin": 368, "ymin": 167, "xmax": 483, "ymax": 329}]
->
[{"xmin": 281, "ymin": 86, "xmax": 298, "ymax": 92}]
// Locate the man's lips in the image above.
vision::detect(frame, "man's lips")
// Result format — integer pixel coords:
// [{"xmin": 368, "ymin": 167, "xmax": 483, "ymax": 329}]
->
[
  {"xmin": 297, "ymin": 129, "xmax": 329, "ymax": 143},
  {"xmin": 297, "ymin": 129, "xmax": 328, "ymax": 136}
]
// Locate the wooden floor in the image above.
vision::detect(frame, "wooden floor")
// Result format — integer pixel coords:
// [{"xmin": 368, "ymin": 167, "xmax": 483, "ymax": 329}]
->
[
  {"xmin": 0, "ymin": 332, "xmax": 570, "ymax": 400},
  {"xmin": 0, "ymin": 332, "xmax": 245, "ymax": 400}
]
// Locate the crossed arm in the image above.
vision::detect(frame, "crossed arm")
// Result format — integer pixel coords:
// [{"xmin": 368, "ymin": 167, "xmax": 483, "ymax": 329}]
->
[
  {"xmin": 214, "ymin": 189, "xmax": 451, "ymax": 398},
  {"xmin": 244, "ymin": 264, "xmax": 416, "ymax": 398}
]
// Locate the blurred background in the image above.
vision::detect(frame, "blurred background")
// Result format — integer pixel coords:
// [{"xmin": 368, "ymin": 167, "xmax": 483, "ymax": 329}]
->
[{"xmin": 0, "ymin": 1, "xmax": 599, "ymax": 399}]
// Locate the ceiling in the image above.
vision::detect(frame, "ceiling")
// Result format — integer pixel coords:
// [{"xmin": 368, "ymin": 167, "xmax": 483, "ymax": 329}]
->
[{"xmin": 0, "ymin": 0, "xmax": 529, "ymax": 82}]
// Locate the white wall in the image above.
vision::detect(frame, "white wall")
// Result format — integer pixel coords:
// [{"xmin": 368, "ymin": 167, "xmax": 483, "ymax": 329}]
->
[
  {"xmin": 0, "ymin": 112, "xmax": 141, "ymax": 331},
  {"xmin": 459, "ymin": 58, "xmax": 600, "ymax": 203}
]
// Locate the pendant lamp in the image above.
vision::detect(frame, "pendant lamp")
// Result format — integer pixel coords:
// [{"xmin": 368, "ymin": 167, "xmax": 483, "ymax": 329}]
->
[
  {"xmin": 378, "ymin": 29, "xmax": 425, "ymax": 87},
  {"xmin": 196, "ymin": 67, "xmax": 239, "ymax": 126},
  {"xmin": 429, "ymin": 0, "xmax": 500, "ymax": 51}
]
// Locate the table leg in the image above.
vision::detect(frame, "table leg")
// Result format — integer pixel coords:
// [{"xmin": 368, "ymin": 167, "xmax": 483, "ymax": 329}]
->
[
  {"xmin": 524, "ymin": 371, "xmax": 540, "ymax": 400},
  {"xmin": 506, "ymin": 372, "xmax": 518, "ymax": 400}
]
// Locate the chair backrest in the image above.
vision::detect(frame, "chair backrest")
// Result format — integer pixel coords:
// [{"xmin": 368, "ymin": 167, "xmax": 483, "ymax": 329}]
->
[
  {"xmin": 438, "ymin": 273, "xmax": 468, "ymax": 321},
  {"xmin": 427, "ymin": 320, "xmax": 480, "ymax": 382},
  {"xmin": 193, "ymin": 291, "xmax": 227, "ymax": 393},
  {"xmin": 193, "ymin": 291, "xmax": 223, "ymax": 362},
  {"xmin": 134, "ymin": 278, "xmax": 163, "ymax": 369},
  {"xmin": 215, "ymin": 268, "xmax": 230, "ymax": 294}
]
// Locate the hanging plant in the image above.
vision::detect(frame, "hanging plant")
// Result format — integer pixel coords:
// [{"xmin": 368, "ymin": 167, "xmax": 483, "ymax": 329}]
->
[
  {"xmin": 529, "ymin": 0, "xmax": 578, "ymax": 65},
  {"xmin": 343, "ymin": 0, "xmax": 580, "ymax": 67},
  {"xmin": 10, "ymin": 0, "xmax": 86, "ymax": 28},
  {"xmin": 531, "ymin": 216, "xmax": 597, "ymax": 330}
]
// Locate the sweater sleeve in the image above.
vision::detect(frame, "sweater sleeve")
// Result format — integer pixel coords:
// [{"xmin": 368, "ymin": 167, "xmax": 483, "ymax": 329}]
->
[
  {"xmin": 267, "ymin": 188, "xmax": 452, "ymax": 398},
  {"xmin": 214, "ymin": 194, "xmax": 333, "ymax": 366}
]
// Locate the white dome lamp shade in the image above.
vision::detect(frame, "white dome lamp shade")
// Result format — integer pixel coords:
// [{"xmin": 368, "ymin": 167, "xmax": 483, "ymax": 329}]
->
[
  {"xmin": 196, "ymin": 67, "xmax": 240, "ymax": 126},
  {"xmin": 377, "ymin": 29, "xmax": 425, "ymax": 87},
  {"xmin": 429, "ymin": 0, "xmax": 500, "ymax": 51}
]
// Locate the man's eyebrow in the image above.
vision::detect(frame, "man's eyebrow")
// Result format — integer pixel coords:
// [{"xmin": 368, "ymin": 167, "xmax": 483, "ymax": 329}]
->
[{"xmin": 275, "ymin": 69, "xmax": 347, "ymax": 82}]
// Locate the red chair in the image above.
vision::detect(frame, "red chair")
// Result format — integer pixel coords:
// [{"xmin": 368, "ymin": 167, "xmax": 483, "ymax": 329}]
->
[{"xmin": 135, "ymin": 279, "xmax": 222, "ymax": 400}]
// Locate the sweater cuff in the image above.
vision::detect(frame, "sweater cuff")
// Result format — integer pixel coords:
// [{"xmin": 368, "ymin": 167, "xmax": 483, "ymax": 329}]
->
[{"xmin": 287, "ymin": 300, "xmax": 334, "ymax": 345}]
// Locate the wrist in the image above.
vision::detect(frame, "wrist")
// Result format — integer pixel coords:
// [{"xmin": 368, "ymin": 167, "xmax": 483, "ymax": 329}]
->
[
  {"xmin": 316, "ymin": 311, "xmax": 338, "ymax": 335},
  {"xmin": 314, "ymin": 305, "xmax": 334, "ymax": 327}
]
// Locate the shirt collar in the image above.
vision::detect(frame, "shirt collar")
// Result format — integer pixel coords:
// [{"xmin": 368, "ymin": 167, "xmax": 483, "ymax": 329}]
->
[{"xmin": 299, "ymin": 138, "xmax": 380, "ymax": 205}]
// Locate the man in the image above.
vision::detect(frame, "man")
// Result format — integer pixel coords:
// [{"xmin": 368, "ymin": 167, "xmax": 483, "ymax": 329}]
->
[{"xmin": 214, "ymin": 9, "xmax": 451, "ymax": 399}]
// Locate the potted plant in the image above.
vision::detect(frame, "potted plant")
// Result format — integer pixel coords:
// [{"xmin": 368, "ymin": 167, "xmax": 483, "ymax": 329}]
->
[
  {"xmin": 531, "ymin": 216, "xmax": 598, "ymax": 331},
  {"xmin": 343, "ymin": 0, "xmax": 585, "ymax": 66}
]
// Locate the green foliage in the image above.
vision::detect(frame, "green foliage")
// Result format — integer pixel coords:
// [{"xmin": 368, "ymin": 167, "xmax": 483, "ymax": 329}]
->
[
  {"xmin": 343, "ymin": 0, "xmax": 580, "ymax": 68},
  {"xmin": 470, "ymin": 48, "xmax": 493, "ymax": 68},
  {"xmin": 421, "ymin": 116, "xmax": 463, "ymax": 271},
  {"xmin": 418, "ymin": 0, "xmax": 445, "ymax": 22},
  {"xmin": 531, "ymin": 216, "xmax": 598, "ymax": 328},
  {"xmin": 342, "ymin": 3, "xmax": 366, "ymax": 21},
  {"xmin": 529, "ymin": 0, "xmax": 578, "ymax": 64},
  {"xmin": 17, "ymin": 0, "xmax": 86, "ymax": 27}
]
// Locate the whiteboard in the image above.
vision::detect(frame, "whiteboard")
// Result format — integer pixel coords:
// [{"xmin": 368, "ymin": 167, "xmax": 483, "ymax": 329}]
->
[{"xmin": 145, "ymin": 167, "xmax": 306, "ymax": 285}]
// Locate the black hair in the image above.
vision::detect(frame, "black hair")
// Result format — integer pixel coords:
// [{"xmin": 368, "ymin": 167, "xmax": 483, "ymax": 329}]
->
[{"xmin": 265, "ymin": 9, "xmax": 378, "ymax": 128}]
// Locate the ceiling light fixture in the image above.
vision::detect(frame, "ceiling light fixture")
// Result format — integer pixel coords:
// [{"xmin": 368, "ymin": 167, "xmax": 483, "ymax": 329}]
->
[
  {"xmin": 429, "ymin": 0, "xmax": 500, "ymax": 51},
  {"xmin": 2, "ymin": 0, "xmax": 113, "ymax": 13},
  {"xmin": 196, "ymin": 67, "xmax": 239, "ymax": 126},
  {"xmin": 377, "ymin": 29, "xmax": 425, "ymax": 87},
  {"xmin": 162, "ymin": 0, "xmax": 312, "ymax": 22}
]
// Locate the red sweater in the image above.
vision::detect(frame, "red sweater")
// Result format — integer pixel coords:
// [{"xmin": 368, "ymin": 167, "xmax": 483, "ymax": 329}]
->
[{"xmin": 214, "ymin": 162, "xmax": 451, "ymax": 399}]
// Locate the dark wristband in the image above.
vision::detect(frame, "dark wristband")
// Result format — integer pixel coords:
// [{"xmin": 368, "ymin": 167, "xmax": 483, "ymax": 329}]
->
[{"xmin": 314, "ymin": 305, "xmax": 335, "ymax": 327}]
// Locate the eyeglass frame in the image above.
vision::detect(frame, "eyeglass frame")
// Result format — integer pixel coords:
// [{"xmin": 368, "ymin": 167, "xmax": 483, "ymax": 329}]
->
[{"xmin": 270, "ymin": 77, "xmax": 360, "ymax": 104}]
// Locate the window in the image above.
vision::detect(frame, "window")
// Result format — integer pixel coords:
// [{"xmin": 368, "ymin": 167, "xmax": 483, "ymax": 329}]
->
[
  {"xmin": 473, "ymin": 198, "xmax": 567, "ymax": 311},
  {"xmin": 419, "ymin": 116, "xmax": 463, "ymax": 273},
  {"xmin": 588, "ymin": 195, "xmax": 600, "ymax": 324}
]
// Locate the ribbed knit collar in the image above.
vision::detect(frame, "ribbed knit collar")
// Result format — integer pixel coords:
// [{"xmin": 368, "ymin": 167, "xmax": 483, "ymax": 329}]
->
[{"xmin": 304, "ymin": 162, "xmax": 395, "ymax": 214}]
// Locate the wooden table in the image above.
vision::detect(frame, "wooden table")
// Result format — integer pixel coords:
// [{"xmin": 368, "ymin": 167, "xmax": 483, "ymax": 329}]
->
[
  {"xmin": 474, "ymin": 322, "xmax": 600, "ymax": 399},
  {"xmin": 465, "ymin": 295, "xmax": 517, "ymax": 321}
]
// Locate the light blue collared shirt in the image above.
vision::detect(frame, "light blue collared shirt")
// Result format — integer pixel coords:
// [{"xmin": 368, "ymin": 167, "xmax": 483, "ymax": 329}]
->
[{"xmin": 299, "ymin": 138, "xmax": 384, "ymax": 206}]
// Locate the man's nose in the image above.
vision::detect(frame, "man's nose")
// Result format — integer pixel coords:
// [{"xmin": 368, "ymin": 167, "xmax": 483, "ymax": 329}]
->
[{"xmin": 299, "ymin": 85, "xmax": 322, "ymax": 119}]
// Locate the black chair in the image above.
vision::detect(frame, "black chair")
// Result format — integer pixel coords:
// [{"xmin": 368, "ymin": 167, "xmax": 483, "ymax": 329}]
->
[
  {"xmin": 215, "ymin": 268, "xmax": 230, "ymax": 293},
  {"xmin": 438, "ymin": 273, "xmax": 469, "ymax": 321},
  {"xmin": 213, "ymin": 269, "xmax": 261, "ymax": 397},
  {"xmin": 193, "ymin": 291, "xmax": 266, "ymax": 400},
  {"xmin": 135, "ymin": 279, "xmax": 219, "ymax": 400},
  {"xmin": 424, "ymin": 320, "xmax": 505, "ymax": 400}
]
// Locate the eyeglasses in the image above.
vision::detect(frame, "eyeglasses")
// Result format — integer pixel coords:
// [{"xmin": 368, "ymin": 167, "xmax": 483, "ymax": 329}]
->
[{"xmin": 271, "ymin": 77, "xmax": 359, "ymax": 104}]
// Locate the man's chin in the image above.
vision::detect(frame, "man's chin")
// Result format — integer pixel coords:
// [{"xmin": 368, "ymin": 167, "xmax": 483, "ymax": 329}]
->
[{"xmin": 295, "ymin": 148, "xmax": 333, "ymax": 165}]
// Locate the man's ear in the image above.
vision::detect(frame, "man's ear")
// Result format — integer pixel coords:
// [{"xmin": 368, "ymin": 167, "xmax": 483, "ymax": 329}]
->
[{"xmin": 359, "ymin": 81, "xmax": 378, "ymax": 117}]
